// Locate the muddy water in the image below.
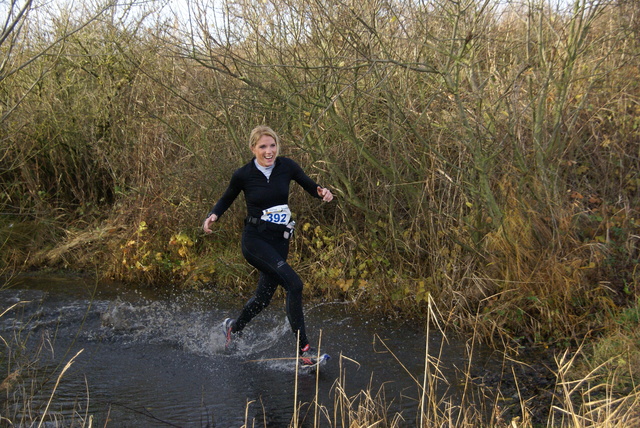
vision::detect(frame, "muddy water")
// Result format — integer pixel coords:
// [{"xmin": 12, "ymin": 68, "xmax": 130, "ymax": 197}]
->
[{"xmin": 1, "ymin": 274, "xmax": 504, "ymax": 427}]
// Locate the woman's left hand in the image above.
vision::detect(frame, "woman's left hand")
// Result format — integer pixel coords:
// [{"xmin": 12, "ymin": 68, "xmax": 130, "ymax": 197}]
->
[{"xmin": 317, "ymin": 186, "xmax": 334, "ymax": 202}]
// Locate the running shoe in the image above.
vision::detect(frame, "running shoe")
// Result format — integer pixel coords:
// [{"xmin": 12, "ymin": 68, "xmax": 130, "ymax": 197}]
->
[
  {"xmin": 299, "ymin": 344, "xmax": 318, "ymax": 366},
  {"xmin": 221, "ymin": 318, "xmax": 236, "ymax": 349}
]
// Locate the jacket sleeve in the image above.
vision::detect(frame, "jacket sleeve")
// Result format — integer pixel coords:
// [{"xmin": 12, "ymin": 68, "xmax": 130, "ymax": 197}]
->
[
  {"xmin": 206, "ymin": 170, "xmax": 243, "ymax": 219},
  {"xmin": 290, "ymin": 158, "xmax": 323, "ymax": 199}
]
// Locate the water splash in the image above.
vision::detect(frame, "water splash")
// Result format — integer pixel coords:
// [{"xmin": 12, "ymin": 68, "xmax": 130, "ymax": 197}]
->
[{"xmin": 97, "ymin": 298, "xmax": 293, "ymax": 358}]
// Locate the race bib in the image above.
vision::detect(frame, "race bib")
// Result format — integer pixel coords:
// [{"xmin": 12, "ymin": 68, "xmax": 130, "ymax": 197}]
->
[{"xmin": 261, "ymin": 204, "xmax": 292, "ymax": 224}]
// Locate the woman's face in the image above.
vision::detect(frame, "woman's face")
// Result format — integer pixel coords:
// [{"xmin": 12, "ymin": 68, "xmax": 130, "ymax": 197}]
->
[{"xmin": 252, "ymin": 135, "xmax": 277, "ymax": 167}]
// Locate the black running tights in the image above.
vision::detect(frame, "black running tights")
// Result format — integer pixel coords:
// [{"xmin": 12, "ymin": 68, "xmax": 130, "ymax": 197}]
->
[{"xmin": 234, "ymin": 226, "xmax": 308, "ymax": 351}]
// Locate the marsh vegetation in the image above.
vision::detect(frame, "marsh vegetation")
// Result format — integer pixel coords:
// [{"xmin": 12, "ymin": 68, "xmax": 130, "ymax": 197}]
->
[{"xmin": 1, "ymin": 0, "xmax": 639, "ymax": 425}]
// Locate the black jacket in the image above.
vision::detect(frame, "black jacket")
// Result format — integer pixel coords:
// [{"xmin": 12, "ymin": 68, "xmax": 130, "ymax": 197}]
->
[{"xmin": 208, "ymin": 157, "xmax": 321, "ymax": 220}]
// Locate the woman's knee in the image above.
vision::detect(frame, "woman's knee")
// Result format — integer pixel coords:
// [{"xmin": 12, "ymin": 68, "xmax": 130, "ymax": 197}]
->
[{"xmin": 282, "ymin": 271, "xmax": 304, "ymax": 294}]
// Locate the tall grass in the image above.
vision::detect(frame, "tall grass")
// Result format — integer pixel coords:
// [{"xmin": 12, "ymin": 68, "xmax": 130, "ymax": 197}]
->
[
  {"xmin": 0, "ymin": 0, "xmax": 639, "ymax": 357},
  {"xmin": 283, "ymin": 298, "xmax": 640, "ymax": 427}
]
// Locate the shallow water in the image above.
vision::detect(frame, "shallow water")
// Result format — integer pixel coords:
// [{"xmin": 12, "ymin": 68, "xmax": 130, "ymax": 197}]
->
[{"xmin": 1, "ymin": 274, "xmax": 487, "ymax": 427}]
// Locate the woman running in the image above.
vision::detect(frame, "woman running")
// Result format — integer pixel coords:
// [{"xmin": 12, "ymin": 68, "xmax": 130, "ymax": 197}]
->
[{"xmin": 202, "ymin": 125, "xmax": 333, "ymax": 360}]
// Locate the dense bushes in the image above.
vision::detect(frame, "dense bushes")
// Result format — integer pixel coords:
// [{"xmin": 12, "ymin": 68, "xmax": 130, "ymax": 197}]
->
[{"xmin": 1, "ymin": 0, "xmax": 639, "ymax": 350}]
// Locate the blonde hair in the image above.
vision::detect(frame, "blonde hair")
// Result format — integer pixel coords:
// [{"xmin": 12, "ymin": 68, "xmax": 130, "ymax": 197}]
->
[{"xmin": 249, "ymin": 125, "xmax": 280, "ymax": 156}]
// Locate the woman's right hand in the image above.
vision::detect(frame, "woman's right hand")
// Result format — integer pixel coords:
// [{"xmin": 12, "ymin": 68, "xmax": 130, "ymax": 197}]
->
[{"xmin": 203, "ymin": 214, "xmax": 218, "ymax": 234}]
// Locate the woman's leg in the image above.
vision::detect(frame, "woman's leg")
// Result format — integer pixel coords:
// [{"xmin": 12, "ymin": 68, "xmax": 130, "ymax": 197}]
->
[
  {"xmin": 240, "ymin": 228, "xmax": 309, "ymax": 350},
  {"xmin": 234, "ymin": 272, "xmax": 278, "ymax": 331}
]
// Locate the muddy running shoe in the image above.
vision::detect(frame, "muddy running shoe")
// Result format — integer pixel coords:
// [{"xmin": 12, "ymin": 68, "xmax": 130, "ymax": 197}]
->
[
  {"xmin": 221, "ymin": 318, "xmax": 236, "ymax": 349},
  {"xmin": 299, "ymin": 344, "xmax": 318, "ymax": 366}
]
